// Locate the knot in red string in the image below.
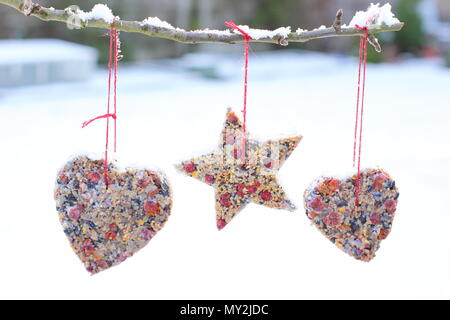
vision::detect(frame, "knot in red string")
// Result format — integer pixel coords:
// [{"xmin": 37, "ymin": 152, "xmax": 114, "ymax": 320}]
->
[
  {"xmin": 355, "ymin": 24, "xmax": 369, "ymax": 38},
  {"xmin": 224, "ymin": 20, "xmax": 252, "ymax": 41},
  {"xmin": 355, "ymin": 12, "xmax": 378, "ymax": 38}
]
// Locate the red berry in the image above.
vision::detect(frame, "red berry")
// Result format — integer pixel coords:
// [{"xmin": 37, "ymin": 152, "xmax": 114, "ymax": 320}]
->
[
  {"xmin": 148, "ymin": 172, "xmax": 161, "ymax": 187},
  {"xmin": 317, "ymin": 179, "xmax": 340, "ymax": 195},
  {"xmin": 183, "ymin": 162, "xmax": 196, "ymax": 173},
  {"xmin": 227, "ymin": 113, "xmax": 239, "ymax": 123},
  {"xmin": 236, "ymin": 185, "xmax": 245, "ymax": 197},
  {"xmin": 217, "ymin": 219, "xmax": 227, "ymax": 230},
  {"xmin": 87, "ymin": 171, "xmax": 101, "ymax": 184},
  {"xmin": 58, "ymin": 174, "xmax": 69, "ymax": 184},
  {"xmin": 372, "ymin": 173, "xmax": 387, "ymax": 190},
  {"xmin": 220, "ymin": 193, "xmax": 231, "ymax": 207},
  {"xmin": 324, "ymin": 212, "xmax": 341, "ymax": 227},
  {"xmin": 68, "ymin": 207, "xmax": 81, "ymax": 220},
  {"xmin": 82, "ymin": 238, "xmax": 95, "ymax": 256},
  {"xmin": 260, "ymin": 190, "xmax": 272, "ymax": 202},
  {"xmin": 370, "ymin": 212, "xmax": 382, "ymax": 225},
  {"xmin": 144, "ymin": 201, "xmax": 161, "ymax": 217},
  {"xmin": 138, "ymin": 178, "xmax": 150, "ymax": 188},
  {"xmin": 310, "ymin": 197, "xmax": 325, "ymax": 211},
  {"xmin": 384, "ymin": 199, "xmax": 397, "ymax": 214},
  {"xmin": 378, "ymin": 229, "xmax": 390, "ymax": 240},
  {"xmin": 246, "ymin": 184, "xmax": 258, "ymax": 194},
  {"xmin": 105, "ymin": 231, "xmax": 117, "ymax": 240},
  {"xmin": 204, "ymin": 174, "xmax": 215, "ymax": 184}
]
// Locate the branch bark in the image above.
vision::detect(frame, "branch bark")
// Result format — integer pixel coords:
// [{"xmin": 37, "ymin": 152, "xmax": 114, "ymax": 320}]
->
[{"xmin": 0, "ymin": 0, "xmax": 404, "ymax": 50}]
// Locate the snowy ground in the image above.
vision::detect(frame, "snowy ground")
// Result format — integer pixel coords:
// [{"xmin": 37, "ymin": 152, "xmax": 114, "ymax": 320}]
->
[{"xmin": 0, "ymin": 50, "xmax": 449, "ymax": 299}]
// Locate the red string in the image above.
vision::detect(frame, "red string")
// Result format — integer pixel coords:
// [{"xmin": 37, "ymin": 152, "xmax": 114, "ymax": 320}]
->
[
  {"xmin": 113, "ymin": 27, "xmax": 118, "ymax": 153},
  {"xmin": 81, "ymin": 113, "xmax": 116, "ymax": 128},
  {"xmin": 353, "ymin": 24, "xmax": 369, "ymax": 205},
  {"xmin": 103, "ymin": 23, "xmax": 114, "ymax": 186},
  {"xmin": 353, "ymin": 37, "xmax": 363, "ymax": 168},
  {"xmin": 82, "ymin": 22, "xmax": 119, "ymax": 186},
  {"xmin": 225, "ymin": 20, "xmax": 252, "ymax": 164}
]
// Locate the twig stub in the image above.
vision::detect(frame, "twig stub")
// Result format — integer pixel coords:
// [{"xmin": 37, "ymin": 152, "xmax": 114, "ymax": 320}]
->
[{"xmin": 333, "ymin": 9, "xmax": 344, "ymax": 32}]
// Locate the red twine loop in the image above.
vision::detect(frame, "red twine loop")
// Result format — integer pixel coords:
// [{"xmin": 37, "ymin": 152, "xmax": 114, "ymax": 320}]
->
[
  {"xmin": 225, "ymin": 20, "xmax": 252, "ymax": 164},
  {"xmin": 82, "ymin": 21, "xmax": 119, "ymax": 186},
  {"xmin": 353, "ymin": 24, "xmax": 369, "ymax": 205},
  {"xmin": 81, "ymin": 113, "xmax": 116, "ymax": 128}
]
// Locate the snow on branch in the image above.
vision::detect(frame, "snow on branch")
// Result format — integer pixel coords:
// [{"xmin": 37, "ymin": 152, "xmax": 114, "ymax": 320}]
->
[
  {"xmin": 347, "ymin": 3, "xmax": 400, "ymax": 28},
  {"xmin": 0, "ymin": 0, "xmax": 404, "ymax": 51}
]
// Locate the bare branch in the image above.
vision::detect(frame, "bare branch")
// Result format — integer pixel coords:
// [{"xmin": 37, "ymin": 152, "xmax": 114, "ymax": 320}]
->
[{"xmin": 0, "ymin": 0, "xmax": 404, "ymax": 50}]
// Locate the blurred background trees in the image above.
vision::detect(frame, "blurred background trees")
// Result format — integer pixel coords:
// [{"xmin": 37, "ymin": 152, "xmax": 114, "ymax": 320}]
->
[
  {"xmin": 0, "ymin": 0, "xmax": 448, "ymax": 63},
  {"xmin": 395, "ymin": 0, "xmax": 425, "ymax": 54}
]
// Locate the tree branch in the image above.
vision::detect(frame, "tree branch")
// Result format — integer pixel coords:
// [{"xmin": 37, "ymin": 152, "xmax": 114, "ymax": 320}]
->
[{"xmin": 0, "ymin": 0, "xmax": 404, "ymax": 50}]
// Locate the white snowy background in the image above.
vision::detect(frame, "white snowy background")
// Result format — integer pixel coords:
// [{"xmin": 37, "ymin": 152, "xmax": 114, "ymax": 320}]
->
[{"xmin": 0, "ymin": 49, "xmax": 449, "ymax": 299}]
